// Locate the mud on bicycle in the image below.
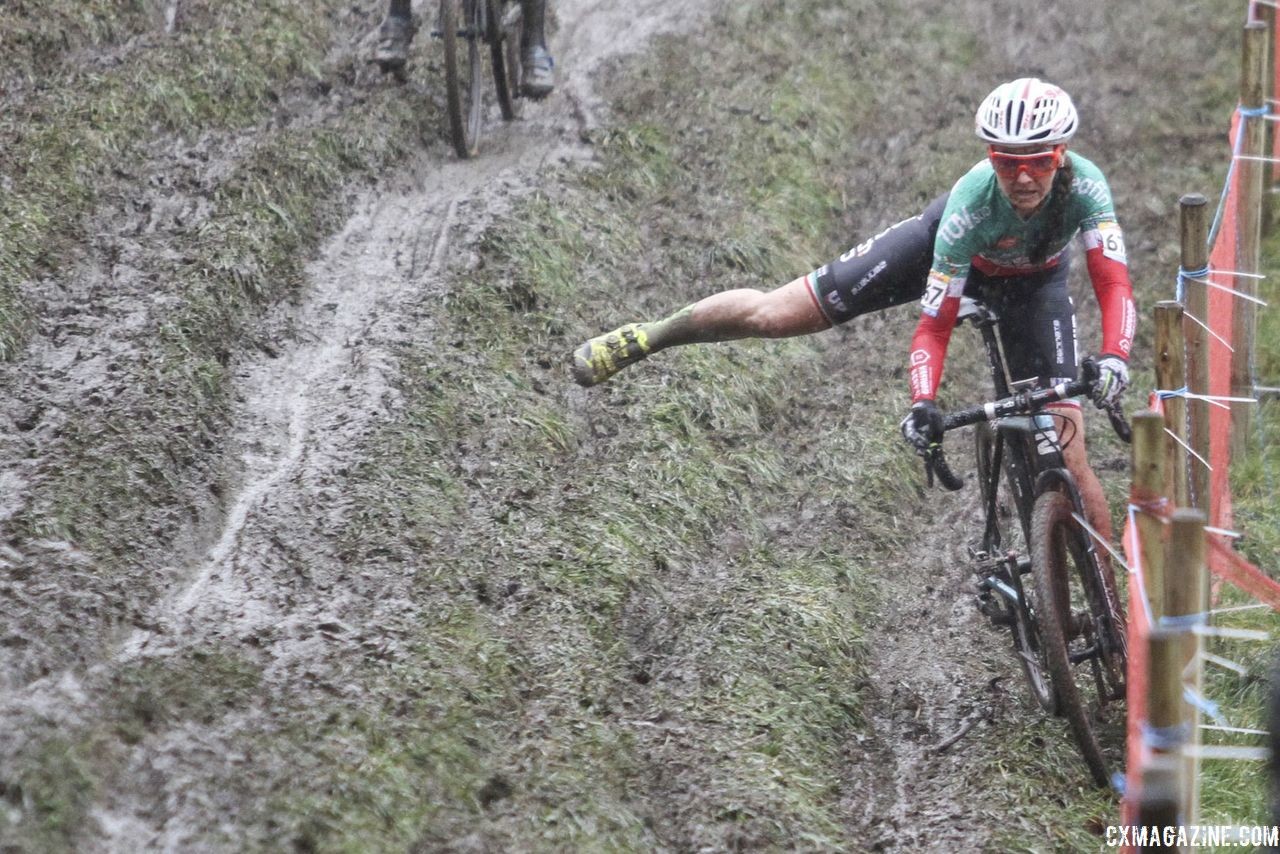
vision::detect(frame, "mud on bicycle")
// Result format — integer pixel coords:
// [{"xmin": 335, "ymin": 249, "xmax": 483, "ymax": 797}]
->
[{"xmin": 904, "ymin": 297, "xmax": 1130, "ymax": 787}]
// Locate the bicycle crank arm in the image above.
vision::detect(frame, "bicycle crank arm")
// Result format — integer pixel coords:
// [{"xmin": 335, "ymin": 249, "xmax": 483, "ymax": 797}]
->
[{"xmin": 978, "ymin": 575, "xmax": 1020, "ymax": 607}]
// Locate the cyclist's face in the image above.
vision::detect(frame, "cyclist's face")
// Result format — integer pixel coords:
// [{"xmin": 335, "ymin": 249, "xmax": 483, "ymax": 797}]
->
[{"xmin": 989, "ymin": 144, "xmax": 1064, "ymax": 216}]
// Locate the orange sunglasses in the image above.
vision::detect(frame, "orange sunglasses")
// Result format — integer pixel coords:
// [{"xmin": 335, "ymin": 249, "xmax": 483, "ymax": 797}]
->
[{"xmin": 988, "ymin": 145, "xmax": 1065, "ymax": 180}]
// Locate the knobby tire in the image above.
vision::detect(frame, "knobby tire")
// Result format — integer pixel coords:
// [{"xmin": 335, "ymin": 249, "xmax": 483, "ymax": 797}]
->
[
  {"xmin": 442, "ymin": 0, "xmax": 484, "ymax": 158},
  {"xmin": 491, "ymin": 2, "xmax": 522, "ymax": 120},
  {"xmin": 1031, "ymin": 489, "xmax": 1125, "ymax": 786}
]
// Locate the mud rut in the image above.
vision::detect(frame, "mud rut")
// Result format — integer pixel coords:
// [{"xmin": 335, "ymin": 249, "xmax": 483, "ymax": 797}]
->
[{"xmin": 0, "ymin": 0, "xmax": 1125, "ymax": 849}]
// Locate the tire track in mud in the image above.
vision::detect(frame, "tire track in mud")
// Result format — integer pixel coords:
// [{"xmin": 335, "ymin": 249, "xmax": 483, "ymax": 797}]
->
[{"xmin": 844, "ymin": 490, "xmax": 1019, "ymax": 851}]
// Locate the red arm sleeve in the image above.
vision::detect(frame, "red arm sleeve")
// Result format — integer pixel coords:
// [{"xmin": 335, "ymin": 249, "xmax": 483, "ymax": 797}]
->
[
  {"xmin": 1084, "ymin": 245, "xmax": 1136, "ymax": 359},
  {"xmin": 909, "ymin": 288, "xmax": 962, "ymax": 402}
]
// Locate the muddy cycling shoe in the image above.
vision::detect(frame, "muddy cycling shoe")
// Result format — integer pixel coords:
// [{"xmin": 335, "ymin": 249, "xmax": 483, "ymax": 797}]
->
[
  {"xmin": 520, "ymin": 46, "xmax": 555, "ymax": 99},
  {"xmin": 373, "ymin": 15, "xmax": 417, "ymax": 73},
  {"xmin": 571, "ymin": 324, "xmax": 651, "ymax": 387}
]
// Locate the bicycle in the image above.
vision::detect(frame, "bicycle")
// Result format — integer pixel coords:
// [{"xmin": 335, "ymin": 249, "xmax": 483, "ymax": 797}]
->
[
  {"xmin": 910, "ymin": 298, "xmax": 1130, "ymax": 786},
  {"xmin": 435, "ymin": 0, "xmax": 524, "ymax": 158}
]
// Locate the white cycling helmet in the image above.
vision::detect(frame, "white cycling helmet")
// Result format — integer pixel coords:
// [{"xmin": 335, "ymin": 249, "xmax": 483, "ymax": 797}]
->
[{"xmin": 975, "ymin": 78, "xmax": 1078, "ymax": 145}]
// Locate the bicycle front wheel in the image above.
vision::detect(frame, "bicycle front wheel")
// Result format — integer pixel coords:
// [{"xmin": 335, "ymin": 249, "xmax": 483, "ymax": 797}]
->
[
  {"xmin": 491, "ymin": 1, "xmax": 522, "ymax": 120},
  {"xmin": 1031, "ymin": 489, "xmax": 1127, "ymax": 786},
  {"xmin": 442, "ymin": 0, "xmax": 485, "ymax": 158}
]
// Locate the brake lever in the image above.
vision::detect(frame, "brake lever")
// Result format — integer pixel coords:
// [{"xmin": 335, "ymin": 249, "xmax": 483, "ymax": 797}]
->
[{"xmin": 1106, "ymin": 403, "xmax": 1132, "ymax": 444}]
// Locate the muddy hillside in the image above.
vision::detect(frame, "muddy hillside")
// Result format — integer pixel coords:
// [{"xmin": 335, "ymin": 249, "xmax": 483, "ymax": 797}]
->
[{"xmin": 0, "ymin": 0, "xmax": 1252, "ymax": 850}]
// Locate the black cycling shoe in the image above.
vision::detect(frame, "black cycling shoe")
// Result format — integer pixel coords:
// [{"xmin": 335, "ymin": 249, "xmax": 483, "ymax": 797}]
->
[
  {"xmin": 373, "ymin": 15, "xmax": 417, "ymax": 74},
  {"xmin": 520, "ymin": 45, "xmax": 555, "ymax": 98}
]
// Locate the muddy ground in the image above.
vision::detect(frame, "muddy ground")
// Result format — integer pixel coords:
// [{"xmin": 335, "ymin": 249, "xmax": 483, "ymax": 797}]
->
[{"xmin": 0, "ymin": 0, "xmax": 1253, "ymax": 850}]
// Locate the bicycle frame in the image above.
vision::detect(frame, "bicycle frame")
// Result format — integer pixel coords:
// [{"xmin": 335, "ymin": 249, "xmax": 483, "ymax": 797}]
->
[{"xmin": 965, "ymin": 301, "xmax": 1073, "ymax": 550}]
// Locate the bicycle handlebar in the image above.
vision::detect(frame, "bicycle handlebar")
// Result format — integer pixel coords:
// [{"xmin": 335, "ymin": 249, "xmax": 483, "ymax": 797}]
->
[{"xmin": 919, "ymin": 370, "xmax": 1132, "ymax": 491}]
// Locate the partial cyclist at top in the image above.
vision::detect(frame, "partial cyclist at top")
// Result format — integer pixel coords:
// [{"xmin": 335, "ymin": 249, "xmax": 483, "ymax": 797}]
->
[
  {"xmin": 372, "ymin": 0, "xmax": 556, "ymax": 98},
  {"xmin": 569, "ymin": 78, "xmax": 1136, "ymax": 544}
]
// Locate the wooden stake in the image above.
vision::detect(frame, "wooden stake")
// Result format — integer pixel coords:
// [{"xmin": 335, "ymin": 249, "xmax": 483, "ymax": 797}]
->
[
  {"xmin": 1137, "ymin": 755, "xmax": 1184, "ymax": 852},
  {"xmin": 1232, "ymin": 22, "xmax": 1267, "ymax": 455},
  {"xmin": 1155, "ymin": 301, "xmax": 1190, "ymax": 507},
  {"xmin": 1256, "ymin": 1, "xmax": 1278, "ymax": 233},
  {"xmin": 1148, "ymin": 628, "xmax": 1185, "ymax": 743},
  {"xmin": 1180, "ymin": 195, "xmax": 1211, "ymax": 517},
  {"xmin": 1132, "ymin": 411, "xmax": 1168, "ymax": 620},
  {"xmin": 1166, "ymin": 508, "xmax": 1207, "ymax": 826}
]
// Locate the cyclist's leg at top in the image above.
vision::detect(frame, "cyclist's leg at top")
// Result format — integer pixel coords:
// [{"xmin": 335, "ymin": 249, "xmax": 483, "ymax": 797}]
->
[
  {"xmin": 374, "ymin": 0, "xmax": 417, "ymax": 72},
  {"xmin": 520, "ymin": 0, "xmax": 555, "ymax": 98},
  {"xmin": 974, "ymin": 262, "xmax": 1114, "ymax": 545},
  {"xmin": 570, "ymin": 194, "xmax": 947, "ymax": 387}
]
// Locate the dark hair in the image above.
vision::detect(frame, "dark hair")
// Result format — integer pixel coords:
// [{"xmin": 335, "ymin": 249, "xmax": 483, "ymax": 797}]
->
[{"xmin": 1028, "ymin": 155, "xmax": 1075, "ymax": 266}]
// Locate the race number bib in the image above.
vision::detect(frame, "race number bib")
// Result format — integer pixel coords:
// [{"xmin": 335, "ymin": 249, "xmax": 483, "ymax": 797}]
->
[
  {"xmin": 920, "ymin": 270, "xmax": 951, "ymax": 316},
  {"xmin": 1086, "ymin": 220, "xmax": 1127, "ymax": 264}
]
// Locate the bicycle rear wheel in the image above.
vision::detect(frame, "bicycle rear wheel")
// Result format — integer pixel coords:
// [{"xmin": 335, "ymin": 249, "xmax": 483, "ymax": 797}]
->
[
  {"xmin": 1031, "ymin": 489, "xmax": 1127, "ymax": 786},
  {"xmin": 442, "ymin": 0, "xmax": 485, "ymax": 158}
]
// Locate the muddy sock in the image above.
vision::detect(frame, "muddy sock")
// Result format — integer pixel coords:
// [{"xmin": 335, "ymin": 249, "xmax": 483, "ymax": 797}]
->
[
  {"xmin": 520, "ymin": 0, "xmax": 547, "ymax": 50},
  {"xmin": 387, "ymin": 0, "xmax": 411, "ymax": 20},
  {"xmin": 632, "ymin": 305, "xmax": 725, "ymax": 352}
]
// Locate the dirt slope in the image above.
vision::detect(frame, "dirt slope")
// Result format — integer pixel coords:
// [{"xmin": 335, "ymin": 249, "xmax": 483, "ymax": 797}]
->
[{"xmin": 0, "ymin": 0, "xmax": 1247, "ymax": 850}]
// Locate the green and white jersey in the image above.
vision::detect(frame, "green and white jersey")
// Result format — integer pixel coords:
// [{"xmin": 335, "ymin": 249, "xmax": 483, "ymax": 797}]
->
[{"xmin": 927, "ymin": 151, "xmax": 1125, "ymax": 290}]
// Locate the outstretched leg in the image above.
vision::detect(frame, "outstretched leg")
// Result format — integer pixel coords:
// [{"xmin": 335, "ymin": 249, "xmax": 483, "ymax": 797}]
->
[
  {"xmin": 570, "ymin": 276, "xmax": 829, "ymax": 387},
  {"xmin": 519, "ymin": 0, "xmax": 555, "ymax": 98},
  {"xmin": 569, "ymin": 195, "xmax": 946, "ymax": 387}
]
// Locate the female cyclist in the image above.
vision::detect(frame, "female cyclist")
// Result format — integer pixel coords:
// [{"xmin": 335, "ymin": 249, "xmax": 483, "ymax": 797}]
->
[
  {"xmin": 899, "ymin": 78, "xmax": 1135, "ymax": 542},
  {"xmin": 570, "ymin": 78, "xmax": 1135, "ymax": 540}
]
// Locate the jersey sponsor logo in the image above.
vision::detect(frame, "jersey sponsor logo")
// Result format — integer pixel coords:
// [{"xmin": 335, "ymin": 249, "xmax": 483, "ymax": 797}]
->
[
  {"xmin": 937, "ymin": 203, "xmax": 991, "ymax": 245},
  {"xmin": 1122, "ymin": 299, "xmax": 1136, "ymax": 339},
  {"xmin": 920, "ymin": 270, "xmax": 951, "ymax": 316},
  {"xmin": 996, "ymin": 236, "xmax": 1019, "ymax": 249},
  {"xmin": 910, "ymin": 365, "xmax": 932, "ymax": 399},
  {"xmin": 825, "ymin": 290, "xmax": 848, "ymax": 314},
  {"xmin": 910, "ymin": 348, "xmax": 930, "ymax": 367},
  {"xmin": 853, "ymin": 259, "xmax": 888, "ymax": 293},
  {"xmin": 1071, "ymin": 175, "xmax": 1112, "ymax": 206}
]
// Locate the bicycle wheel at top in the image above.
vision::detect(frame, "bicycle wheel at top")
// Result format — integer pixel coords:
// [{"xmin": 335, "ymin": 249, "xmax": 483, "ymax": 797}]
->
[
  {"xmin": 490, "ymin": 2, "xmax": 522, "ymax": 120},
  {"xmin": 1031, "ymin": 489, "xmax": 1127, "ymax": 786},
  {"xmin": 442, "ymin": 0, "xmax": 485, "ymax": 158}
]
